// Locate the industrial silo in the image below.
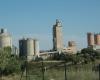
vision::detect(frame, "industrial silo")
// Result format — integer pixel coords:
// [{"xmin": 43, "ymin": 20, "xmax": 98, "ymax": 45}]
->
[
  {"xmin": 87, "ymin": 32, "xmax": 94, "ymax": 47},
  {"xmin": 94, "ymin": 33, "xmax": 100, "ymax": 45},
  {"xmin": 26, "ymin": 38, "xmax": 34, "ymax": 61},
  {"xmin": 19, "ymin": 37, "xmax": 40, "ymax": 61},
  {"xmin": 26, "ymin": 38, "xmax": 34, "ymax": 56},
  {"xmin": 19, "ymin": 38, "xmax": 27, "ymax": 57},
  {"xmin": 34, "ymin": 39, "xmax": 39, "ymax": 56},
  {"xmin": 0, "ymin": 28, "xmax": 12, "ymax": 48}
]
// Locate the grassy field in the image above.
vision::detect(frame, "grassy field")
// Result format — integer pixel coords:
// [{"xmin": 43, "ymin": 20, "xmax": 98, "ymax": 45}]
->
[{"xmin": 1, "ymin": 61, "xmax": 100, "ymax": 80}]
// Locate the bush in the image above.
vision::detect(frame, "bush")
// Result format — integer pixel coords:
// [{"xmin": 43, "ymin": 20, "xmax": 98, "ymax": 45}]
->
[{"xmin": 0, "ymin": 47, "xmax": 22, "ymax": 75}]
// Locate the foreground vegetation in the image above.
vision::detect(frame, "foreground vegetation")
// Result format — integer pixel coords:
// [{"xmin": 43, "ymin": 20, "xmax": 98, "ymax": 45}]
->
[
  {"xmin": 1, "ymin": 62, "xmax": 99, "ymax": 80},
  {"xmin": 0, "ymin": 47, "xmax": 22, "ymax": 77},
  {"xmin": 0, "ymin": 47, "xmax": 100, "ymax": 80}
]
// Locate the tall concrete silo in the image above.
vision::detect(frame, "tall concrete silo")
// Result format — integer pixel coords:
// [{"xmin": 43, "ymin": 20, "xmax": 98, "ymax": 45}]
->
[
  {"xmin": 94, "ymin": 33, "xmax": 100, "ymax": 45},
  {"xmin": 19, "ymin": 38, "xmax": 40, "ymax": 61},
  {"xmin": 87, "ymin": 32, "xmax": 94, "ymax": 47},
  {"xmin": 26, "ymin": 38, "xmax": 34, "ymax": 56},
  {"xmin": 0, "ymin": 28, "xmax": 12, "ymax": 48},
  {"xmin": 19, "ymin": 38, "xmax": 27, "ymax": 57},
  {"xmin": 19, "ymin": 38, "xmax": 35, "ymax": 61},
  {"xmin": 26, "ymin": 38, "xmax": 35, "ymax": 61},
  {"xmin": 34, "ymin": 39, "xmax": 39, "ymax": 56}
]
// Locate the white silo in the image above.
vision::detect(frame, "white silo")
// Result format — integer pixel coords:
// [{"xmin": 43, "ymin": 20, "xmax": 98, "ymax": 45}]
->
[
  {"xmin": 34, "ymin": 39, "xmax": 40, "ymax": 57},
  {"xmin": 19, "ymin": 38, "xmax": 36, "ymax": 61},
  {"xmin": 0, "ymin": 28, "xmax": 12, "ymax": 48},
  {"xmin": 19, "ymin": 38, "xmax": 40, "ymax": 61},
  {"xmin": 26, "ymin": 38, "xmax": 34, "ymax": 56},
  {"xmin": 26, "ymin": 38, "xmax": 35, "ymax": 61}
]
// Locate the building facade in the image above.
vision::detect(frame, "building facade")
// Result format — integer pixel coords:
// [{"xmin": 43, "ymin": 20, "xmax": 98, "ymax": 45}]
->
[{"xmin": 63, "ymin": 41, "xmax": 77, "ymax": 54}]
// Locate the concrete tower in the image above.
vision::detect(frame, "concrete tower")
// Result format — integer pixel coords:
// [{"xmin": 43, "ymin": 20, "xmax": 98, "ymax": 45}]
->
[
  {"xmin": 0, "ymin": 28, "xmax": 12, "ymax": 48},
  {"xmin": 34, "ymin": 39, "xmax": 39, "ymax": 56},
  {"xmin": 53, "ymin": 19, "xmax": 63, "ymax": 51},
  {"xmin": 94, "ymin": 33, "xmax": 100, "ymax": 45},
  {"xmin": 26, "ymin": 38, "xmax": 35, "ymax": 56},
  {"xmin": 87, "ymin": 32, "xmax": 95, "ymax": 47},
  {"xmin": 19, "ymin": 38, "xmax": 27, "ymax": 57},
  {"xmin": 19, "ymin": 38, "xmax": 34, "ymax": 61}
]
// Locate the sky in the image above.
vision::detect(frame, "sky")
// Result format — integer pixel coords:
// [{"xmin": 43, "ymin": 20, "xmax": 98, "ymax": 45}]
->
[{"xmin": 0, "ymin": 0, "xmax": 100, "ymax": 50}]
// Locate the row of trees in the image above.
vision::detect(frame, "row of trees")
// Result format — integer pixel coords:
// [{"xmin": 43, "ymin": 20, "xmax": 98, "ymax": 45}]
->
[{"xmin": 52, "ymin": 48, "xmax": 100, "ymax": 64}]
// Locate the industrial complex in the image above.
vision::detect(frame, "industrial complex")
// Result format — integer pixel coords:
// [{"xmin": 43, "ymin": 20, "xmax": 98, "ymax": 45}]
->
[{"xmin": 0, "ymin": 20, "xmax": 100, "ymax": 61}]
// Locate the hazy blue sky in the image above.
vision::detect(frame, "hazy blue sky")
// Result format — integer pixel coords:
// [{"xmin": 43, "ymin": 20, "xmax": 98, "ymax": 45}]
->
[{"xmin": 0, "ymin": 0, "xmax": 100, "ymax": 50}]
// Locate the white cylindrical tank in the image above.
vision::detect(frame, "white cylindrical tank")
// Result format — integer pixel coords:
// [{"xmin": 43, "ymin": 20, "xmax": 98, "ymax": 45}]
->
[
  {"xmin": 34, "ymin": 39, "xmax": 39, "ymax": 56},
  {"xmin": 0, "ymin": 29, "xmax": 12, "ymax": 48},
  {"xmin": 26, "ymin": 38, "xmax": 34, "ymax": 56},
  {"xmin": 19, "ymin": 38, "xmax": 40, "ymax": 61},
  {"xmin": 26, "ymin": 38, "xmax": 35, "ymax": 61}
]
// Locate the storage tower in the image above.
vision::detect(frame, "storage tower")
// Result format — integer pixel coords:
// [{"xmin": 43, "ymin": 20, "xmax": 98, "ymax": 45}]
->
[
  {"xmin": 94, "ymin": 33, "xmax": 100, "ymax": 45},
  {"xmin": 53, "ymin": 19, "xmax": 63, "ymax": 52},
  {"xmin": 19, "ymin": 38, "xmax": 40, "ymax": 61},
  {"xmin": 87, "ymin": 32, "xmax": 95, "ymax": 47},
  {"xmin": 0, "ymin": 28, "xmax": 12, "ymax": 48},
  {"xmin": 34, "ymin": 39, "xmax": 39, "ymax": 56}
]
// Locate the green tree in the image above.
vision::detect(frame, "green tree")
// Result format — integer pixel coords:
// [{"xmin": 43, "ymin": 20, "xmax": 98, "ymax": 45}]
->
[
  {"xmin": 0, "ymin": 48, "xmax": 11, "ymax": 70},
  {"xmin": 0, "ymin": 47, "xmax": 22, "ymax": 75},
  {"xmin": 81, "ymin": 48, "xmax": 100, "ymax": 63}
]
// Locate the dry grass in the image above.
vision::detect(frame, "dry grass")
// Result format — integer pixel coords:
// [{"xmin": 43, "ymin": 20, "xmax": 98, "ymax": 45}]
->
[{"xmin": 1, "ymin": 62, "xmax": 99, "ymax": 80}]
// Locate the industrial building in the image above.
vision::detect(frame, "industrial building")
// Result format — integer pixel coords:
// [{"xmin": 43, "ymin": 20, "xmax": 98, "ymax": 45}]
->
[
  {"xmin": 34, "ymin": 39, "xmax": 39, "ymax": 56},
  {"xmin": 0, "ymin": 28, "xmax": 12, "ymax": 48},
  {"xmin": 87, "ymin": 32, "xmax": 95, "ymax": 47},
  {"xmin": 19, "ymin": 38, "xmax": 40, "ymax": 61},
  {"xmin": 94, "ymin": 33, "xmax": 100, "ymax": 45},
  {"xmin": 53, "ymin": 19, "xmax": 63, "ymax": 52},
  {"xmin": 68, "ymin": 41, "xmax": 76, "ymax": 47},
  {"xmin": 87, "ymin": 32, "xmax": 100, "ymax": 47},
  {"xmin": 52, "ymin": 20, "xmax": 77, "ymax": 54},
  {"xmin": 63, "ymin": 41, "xmax": 77, "ymax": 54},
  {"xmin": 87, "ymin": 32, "xmax": 100, "ymax": 51}
]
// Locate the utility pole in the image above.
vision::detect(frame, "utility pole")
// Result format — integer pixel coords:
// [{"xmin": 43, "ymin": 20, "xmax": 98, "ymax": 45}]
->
[
  {"xmin": 26, "ymin": 56, "xmax": 28, "ymax": 80},
  {"xmin": 26, "ymin": 60, "xmax": 28, "ymax": 80},
  {"xmin": 42, "ymin": 61, "xmax": 45, "ymax": 80},
  {"xmin": 64, "ymin": 62, "xmax": 67, "ymax": 80},
  {"xmin": 99, "ymin": 64, "xmax": 100, "ymax": 80}
]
